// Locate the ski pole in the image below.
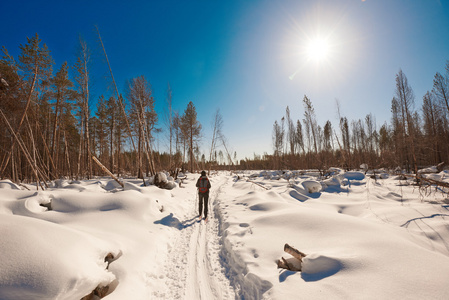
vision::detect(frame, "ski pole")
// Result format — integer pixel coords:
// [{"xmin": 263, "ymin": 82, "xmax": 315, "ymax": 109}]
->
[{"xmin": 195, "ymin": 188, "xmax": 199, "ymax": 217}]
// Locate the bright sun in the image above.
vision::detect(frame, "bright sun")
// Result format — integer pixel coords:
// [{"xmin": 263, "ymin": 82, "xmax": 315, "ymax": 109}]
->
[{"xmin": 306, "ymin": 38, "xmax": 329, "ymax": 62}]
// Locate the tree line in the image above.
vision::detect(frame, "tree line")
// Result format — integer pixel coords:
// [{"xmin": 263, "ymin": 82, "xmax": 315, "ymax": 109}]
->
[
  {"xmin": 2, "ymin": 33, "xmax": 447, "ymax": 186},
  {"xmin": 253, "ymin": 64, "xmax": 449, "ymax": 173},
  {"xmin": 0, "ymin": 33, "xmax": 216, "ymax": 186}
]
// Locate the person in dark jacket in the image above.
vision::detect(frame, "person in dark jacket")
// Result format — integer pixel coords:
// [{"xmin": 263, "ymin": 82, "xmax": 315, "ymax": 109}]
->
[{"xmin": 196, "ymin": 170, "xmax": 211, "ymax": 220}]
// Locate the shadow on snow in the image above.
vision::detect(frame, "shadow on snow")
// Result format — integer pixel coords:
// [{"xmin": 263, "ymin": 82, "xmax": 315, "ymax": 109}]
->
[{"xmin": 154, "ymin": 213, "xmax": 200, "ymax": 230}]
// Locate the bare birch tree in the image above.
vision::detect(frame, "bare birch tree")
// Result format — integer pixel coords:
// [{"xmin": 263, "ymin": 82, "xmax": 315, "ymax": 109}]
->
[{"xmin": 209, "ymin": 109, "xmax": 223, "ymax": 173}]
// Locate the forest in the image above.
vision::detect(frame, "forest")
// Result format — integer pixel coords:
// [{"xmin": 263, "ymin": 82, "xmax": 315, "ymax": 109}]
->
[
  {"xmin": 261, "ymin": 66, "xmax": 449, "ymax": 173},
  {"xmin": 0, "ymin": 33, "xmax": 206, "ymax": 186},
  {"xmin": 1, "ymin": 33, "xmax": 448, "ymax": 187}
]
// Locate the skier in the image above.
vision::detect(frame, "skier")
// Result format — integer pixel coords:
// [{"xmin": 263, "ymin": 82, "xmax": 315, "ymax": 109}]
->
[{"xmin": 196, "ymin": 170, "xmax": 211, "ymax": 221}]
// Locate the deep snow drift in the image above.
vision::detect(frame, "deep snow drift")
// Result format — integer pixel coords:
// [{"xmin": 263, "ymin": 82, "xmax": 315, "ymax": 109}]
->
[{"xmin": 1, "ymin": 169, "xmax": 449, "ymax": 299}]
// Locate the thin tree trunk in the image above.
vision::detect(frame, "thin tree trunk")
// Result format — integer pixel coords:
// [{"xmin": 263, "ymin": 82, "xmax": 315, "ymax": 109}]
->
[
  {"xmin": 96, "ymin": 26, "xmax": 137, "ymax": 157},
  {"xmin": 1, "ymin": 70, "xmax": 38, "ymax": 175},
  {"xmin": 36, "ymin": 119, "xmax": 57, "ymax": 179},
  {"xmin": 63, "ymin": 131, "xmax": 72, "ymax": 179},
  {"xmin": 0, "ymin": 108, "xmax": 45, "ymax": 189},
  {"xmin": 51, "ymin": 94, "xmax": 61, "ymax": 170}
]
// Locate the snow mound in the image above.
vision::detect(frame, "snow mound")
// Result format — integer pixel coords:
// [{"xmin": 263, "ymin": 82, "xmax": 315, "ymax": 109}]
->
[
  {"xmin": 0, "ymin": 180, "xmax": 20, "ymax": 190},
  {"xmin": 301, "ymin": 253, "xmax": 342, "ymax": 277},
  {"xmin": 164, "ymin": 181, "xmax": 177, "ymax": 190},
  {"xmin": 53, "ymin": 179, "xmax": 70, "ymax": 188},
  {"xmin": 104, "ymin": 179, "xmax": 123, "ymax": 191},
  {"xmin": 322, "ymin": 176, "xmax": 341, "ymax": 186},
  {"xmin": 124, "ymin": 181, "xmax": 143, "ymax": 192},
  {"xmin": 0, "ymin": 214, "xmax": 118, "ymax": 300},
  {"xmin": 3, "ymin": 194, "xmax": 52, "ymax": 215},
  {"xmin": 155, "ymin": 172, "xmax": 168, "ymax": 183},
  {"xmin": 302, "ymin": 180, "xmax": 322, "ymax": 193}
]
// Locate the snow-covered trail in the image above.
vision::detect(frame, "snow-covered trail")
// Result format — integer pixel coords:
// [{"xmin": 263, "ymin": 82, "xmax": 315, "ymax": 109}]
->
[
  {"xmin": 153, "ymin": 175, "xmax": 234, "ymax": 299},
  {"xmin": 185, "ymin": 214, "xmax": 215, "ymax": 299}
]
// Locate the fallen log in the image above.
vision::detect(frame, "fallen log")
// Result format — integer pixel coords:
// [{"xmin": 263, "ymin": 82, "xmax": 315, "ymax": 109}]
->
[
  {"xmin": 284, "ymin": 243, "xmax": 307, "ymax": 262},
  {"xmin": 277, "ymin": 243, "xmax": 306, "ymax": 272},
  {"xmin": 91, "ymin": 156, "xmax": 124, "ymax": 188}
]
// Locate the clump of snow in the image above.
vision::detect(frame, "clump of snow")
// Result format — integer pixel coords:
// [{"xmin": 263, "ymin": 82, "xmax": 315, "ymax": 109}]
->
[
  {"xmin": 418, "ymin": 166, "xmax": 438, "ymax": 173},
  {"xmin": 156, "ymin": 172, "xmax": 168, "ymax": 183},
  {"xmin": 301, "ymin": 180, "xmax": 322, "ymax": 193},
  {"xmin": 149, "ymin": 172, "xmax": 177, "ymax": 190},
  {"xmin": 53, "ymin": 178, "xmax": 70, "ymax": 188},
  {"xmin": 322, "ymin": 176, "xmax": 341, "ymax": 187},
  {"xmin": 164, "ymin": 181, "xmax": 178, "ymax": 190},
  {"xmin": 424, "ymin": 173, "xmax": 441, "ymax": 181},
  {"xmin": 104, "ymin": 179, "xmax": 123, "ymax": 191}
]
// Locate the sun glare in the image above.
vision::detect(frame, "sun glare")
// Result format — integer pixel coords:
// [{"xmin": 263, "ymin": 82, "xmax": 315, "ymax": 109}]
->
[
  {"xmin": 287, "ymin": 4, "xmax": 357, "ymax": 82},
  {"xmin": 306, "ymin": 38, "xmax": 329, "ymax": 62}
]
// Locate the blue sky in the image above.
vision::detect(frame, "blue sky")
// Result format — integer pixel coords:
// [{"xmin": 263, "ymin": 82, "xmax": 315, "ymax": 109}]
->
[{"xmin": 2, "ymin": 0, "xmax": 449, "ymax": 161}]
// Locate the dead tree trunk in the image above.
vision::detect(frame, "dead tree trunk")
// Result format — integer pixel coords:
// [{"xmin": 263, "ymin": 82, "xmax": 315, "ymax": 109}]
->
[{"xmin": 91, "ymin": 155, "xmax": 124, "ymax": 188}]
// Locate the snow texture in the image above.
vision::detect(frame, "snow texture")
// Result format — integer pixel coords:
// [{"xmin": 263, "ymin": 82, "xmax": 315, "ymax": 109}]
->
[{"xmin": 1, "ymin": 169, "xmax": 449, "ymax": 299}]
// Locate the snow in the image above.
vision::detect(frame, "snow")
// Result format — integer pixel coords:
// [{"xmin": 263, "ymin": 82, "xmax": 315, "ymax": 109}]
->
[{"xmin": 1, "ymin": 170, "xmax": 449, "ymax": 299}]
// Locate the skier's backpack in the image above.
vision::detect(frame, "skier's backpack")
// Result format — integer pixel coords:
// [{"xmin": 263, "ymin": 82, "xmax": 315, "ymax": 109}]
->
[{"xmin": 198, "ymin": 177, "xmax": 209, "ymax": 193}]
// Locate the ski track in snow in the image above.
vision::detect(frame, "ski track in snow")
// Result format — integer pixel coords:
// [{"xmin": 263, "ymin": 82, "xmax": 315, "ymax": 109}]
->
[{"xmin": 152, "ymin": 176, "xmax": 234, "ymax": 299}]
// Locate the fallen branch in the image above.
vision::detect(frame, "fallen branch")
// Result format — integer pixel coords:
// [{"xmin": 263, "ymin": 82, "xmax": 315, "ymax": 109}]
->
[
  {"xmin": 277, "ymin": 256, "xmax": 296, "ymax": 270},
  {"xmin": 403, "ymin": 174, "xmax": 449, "ymax": 189},
  {"xmin": 246, "ymin": 179, "xmax": 269, "ymax": 190}
]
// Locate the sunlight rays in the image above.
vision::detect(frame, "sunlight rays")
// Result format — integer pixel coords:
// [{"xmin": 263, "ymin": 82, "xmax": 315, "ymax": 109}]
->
[{"xmin": 282, "ymin": 3, "xmax": 360, "ymax": 87}]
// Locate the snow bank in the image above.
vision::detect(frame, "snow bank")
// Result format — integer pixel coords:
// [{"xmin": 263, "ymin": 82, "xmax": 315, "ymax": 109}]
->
[
  {"xmin": 1, "ymin": 171, "xmax": 449, "ymax": 299},
  {"xmin": 0, "ymin": 177, "xmax": 177, "ymax": 299},
  {"xmin": 0, "ymin": 214, "xmax": 118, "ymax": 300},
  {"xmin": 217, "ymin": 171, "xmax": 449, "ymax": 299}
]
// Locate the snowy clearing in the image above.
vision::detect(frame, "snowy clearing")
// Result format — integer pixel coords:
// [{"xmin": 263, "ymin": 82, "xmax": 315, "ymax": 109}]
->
[{"xmin": 1, "ymin": 169, "xmax": 449, "ymax": 299}]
